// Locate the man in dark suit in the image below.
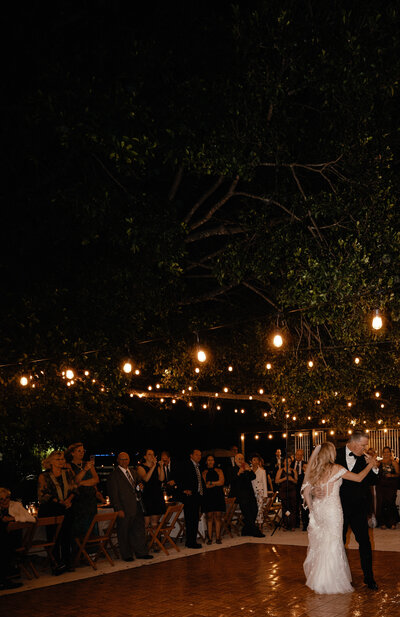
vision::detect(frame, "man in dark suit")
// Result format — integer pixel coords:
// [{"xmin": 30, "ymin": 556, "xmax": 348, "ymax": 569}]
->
[
  {"xmin": 160, "ymin": 450, "xmax": 179, "ymax": 500},
  {"xmin": 291, "ymin": 449, "xmax": 309, "ymax": 531},
  {"xmin": 179, "ymin": 448, "xmax": 204, "ymax": 549},
  {"xmin": 230, "ymin": 453, "xmax": 264, "ymax": 537},
  {"xmin": 107, "ymin": 452, "xmax": 153, "ymax": 562},
  {"xmin": 336, "ymin": 431, "xmax": 378, "ymax": 590}
]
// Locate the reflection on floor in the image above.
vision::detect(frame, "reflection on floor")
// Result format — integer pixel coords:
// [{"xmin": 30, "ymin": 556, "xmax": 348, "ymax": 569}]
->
[{"xmin": 1, "ymin": 543, "xmax": 399, "ymax": 617}]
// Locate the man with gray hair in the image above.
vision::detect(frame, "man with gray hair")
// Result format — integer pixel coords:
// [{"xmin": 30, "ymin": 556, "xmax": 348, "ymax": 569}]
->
[{"xmin": 336, "ymin": 430, "xmax": 378, "ymax": 590}]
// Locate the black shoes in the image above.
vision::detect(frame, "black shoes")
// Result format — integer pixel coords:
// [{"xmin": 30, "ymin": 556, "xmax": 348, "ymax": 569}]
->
[
  {"xmin": 123, "ymin": 557, "xmax": 134, "ymax": 562},
  {"xmin": 364, "ymin": 578, "xmax": 378, "ymax": 590},
  {"xmin": 137, "ymin": 554, "xmax": 153, "ymax": 560},
  {"xmin": 185, "ymin": 543, "xmax": 202, "ymax": 549},
  {"xmin": 253, "ymin": 531, "xmax": 265, "ymax": 538}
]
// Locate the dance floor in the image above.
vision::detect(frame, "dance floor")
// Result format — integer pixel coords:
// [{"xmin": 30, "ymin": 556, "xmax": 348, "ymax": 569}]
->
[{"xmin": 1, "ymin": 543, "xmax": 399, "ymax": 617}]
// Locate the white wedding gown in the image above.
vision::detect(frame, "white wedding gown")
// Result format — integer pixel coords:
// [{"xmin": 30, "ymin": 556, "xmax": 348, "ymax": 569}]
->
[{"xmin": 302, "ymin": 467, "xmax": 354, "ymax": 594}]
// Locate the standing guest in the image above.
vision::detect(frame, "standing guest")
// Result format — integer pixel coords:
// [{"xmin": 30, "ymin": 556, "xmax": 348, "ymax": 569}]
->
[
  {"xmin": 336, "ymin": 430, "xmax": 379, "ymax": 590},
  {"xmin": 292, "ymin": 449, "xmax": 309, "ymax": 531},
  {"xmin": 230, "ymin": 454, "xmax": 264, "ymax": 538},
  {"xmin": 376, "ymin": 446, "xmax": 400, "ymax": 529},
  {"xmin": 275, "ymin": 458, "xmax": 298, "ymax": 531},
  {"xmin": 160, "ymin": 450, "xmax": 178, "ymax": 497},
  {"xmin": 202, "ymin": 455, "xmax": 225, "ymax": 544},
  {"xmin": 229, "ymin": 446, "xmax": 239, "ymax": 468},
  {"xmin": 67, "ymin": 443, "xmax": 99, "ymax": 537},
  {"xmin": 179, "ymin": 448, "xmax": 205, "ymax": 549},
  {"xmin": 37, "ymin": 451, "xmax": 76, "ymax": 573},
  {"xmin": 274, "ymin": 449, "xmax": 283, "ymax": 471},
  {"xmin": 250, "ymin": 455, "xmax": 269, "ymax": 531},
  {"xmin": 137, "ymin": 449, "xmax": 166, "ymax": 530},
  {"xmin": 107, "ymin": 452, "xmax": 153, "ymax": 562},
  {"xmin": 224, "ymin": 445, "xmax": 239, "ymax": 489}
]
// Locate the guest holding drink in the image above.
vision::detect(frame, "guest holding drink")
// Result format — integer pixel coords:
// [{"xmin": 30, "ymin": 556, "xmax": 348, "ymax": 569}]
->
[
  {"xmin": 67, "ymin": 442, "xmax": 99, "ymax": 537},
  {"xmin": 202, "ymin": 455, "xmax": 225, "ymax": 544},
  {"xmin": 137, "ymin": 449, "xmax": 166, "ymax": 530}
]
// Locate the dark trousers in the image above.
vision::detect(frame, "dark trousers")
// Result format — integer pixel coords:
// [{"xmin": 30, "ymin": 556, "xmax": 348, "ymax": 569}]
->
[
  {"xmin": 183, "ymin": 494, "xmax": 201, "ymax": 546},
  {"xmin": 342, "ymin": 501, "xmax": 374, "ymax": 580},
  {"xmin": 239, "ymin": 495, "xmax": 258, "ymax": 535},
  {"xmin": 38, "ymin": 502, "xmax": 73, "ymax": 568},
  {"xmin": 116, "ymin": 509, "xmax": 147, "ymax": 559},
  {"xmin": 0, "ymin": 522, "xmax": 14, "ymax": 581},
  {"xmin": 295, "ymin": 483, "xmax": 309, "ymax": 529},
  {"xmin": 280, "ymin": 485, "xmax": 297, "ymax": 529}
]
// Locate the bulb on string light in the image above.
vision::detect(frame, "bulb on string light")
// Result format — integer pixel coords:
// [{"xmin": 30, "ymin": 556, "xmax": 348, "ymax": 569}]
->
[
  {"xmin": 354, "ymin": 357, "xmax": 360, "ymax": 365},
  {"xmin": 330, "ymin": 430, "xmax": 335, "ymax": 435},
  {"xmin": 292, "ymin": 415, "xmax": 297, "ymax": 421},
  {"xmin": 234, "ymin": 409, "xmax": 238, "ymax": 414},
  {"xmin": 202, "ymin": 404, "xmax": 207, "ymax": 409},
  {"xmin": 188, "ymin": 386, "xmax": 193, "ymax": 391},
  {"xmin": 249, "ymin": 396, "xmax": 253, "ymax": 400},
  {"xmin": 20, "ymin": 376, "xmax": 28, "ymax": 386},
  {"xmin": 263, "ymin": 412, "xmax": 268, "ymax": 417},
  {"xmin": 268, "ymin": 434, "xmax": 273, "ymax": 439},
  {"xmin": 84, "ymin": 370, "xmax": 90, "ymax": 376},
  {"xmin": 135, "ymin": 369, "xmax": 140, "ymax": 375},
  {"xmin": 258, "ymin": 388, "xmax": 264, "ymax": 395},
  {"xmin": 273, "ymin": 333, "xmax": 283, "ymax": 348},
  {"xmin": 282, "ymin": 433, "xmax": 287, "ymax": 438},
  {"xmin": 322, "ymin": 419, "xmax": 326, "ymax": 424},
  {"xmin": 307, "ymin": 416, "xmax": 311, "ymax": 421},
  {"xmin": 188, "ymin": 402, "xmax": 193, "ymax": 407},
  {"xmin": 156, "ymin": 384, "xmax": 160, "ymax": 389},
  {"xmin": 347, "ymin": 402, "xmax": 352, "ymax": 407},
  {"xmin": 66, "ymin": 369, "xmax": 74, "ymax": 380},
  {"xmin": 223, "ymin": 387, "xmax": 228, "ymax": 393},
  {"xmin": 384, "ymin": 428, "xmax": 388, "ymax": 433},
  {"xmin": 380, "ymin": 403, "xmax": 385, "ymax": 408},
  {"xmin": 266, "ymin": 363, "xmax": 272, "ymax": 370},
  {"xmin": 254, "ymin": 434, "xmax": 259, "ymax": 440},
  {"xmin": 348, "ymin": 429, "xmax": 352, "ymax": 435},
  {"xmin": 160, "ymin": 398, "xmax": 164, "ymax": 403},
  {"xmin": 148, "ymin": 385, "xmax": 152, "ymax": 391},
  {"xmin": 172, "ymin": 399, "xmax": 176, "ymax": 404},
  {"xmin": 228, "ymin": 365, "xmax": 233, "ymax": 372},
  {"xmin": 197, "ymin": 349, "xmax": 207, "ymax": 363},
  {"xmin": 195, "ymin": 367, "xmax": 200, "ymax": 374},
  {"xmin": 372, "ymin": 309, "xmax": 383, "ymax": 330},
  {"xmin": 122, "ymin": 363, "xmax": 132, "ymax": 374},
  {"xmin": 129, "ymin": 393, "xmax": 134, "ymax": 398},
  {"xmin": 377, "ymin": 419, "xmax": 383, "ymax": 424},
  {"xmin": 316, "ymin": 400, "xmax": 321, "ymax": 405},
  {"xmin": 308, "ymin": 360, "xmax": 314, "ymax": 368},
  {"xmin": 216, "ymin": 405, "xmax": 221, "ymax": 410},
  {"xmin": 215, "ymin": 393, "xmax": 219, "ymax": 397},
  {"xmin": 375, "ymin": 391, "xmax": 380, "ymax": 398},
  {"xmin": 241, "ymin": 409, "xmax": 245, "ymax": 414}
]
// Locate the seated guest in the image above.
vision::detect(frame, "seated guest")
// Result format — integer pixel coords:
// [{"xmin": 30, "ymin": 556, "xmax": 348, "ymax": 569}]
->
[
  {"xmin": 250, "ymin": 455, "xmax": 269, "ymax": 531},
  {"xmin": 67, "ymin": 442, "xmax": 99, "ymax": 537},
  {"xmin": 107, "ymin": 452, "xmax": 153, "ymax": 562},
  {"xmin": 0, "ymin": 490, "xmax": 24, "ymax": 590},
  {"xmin": 0, "ymin": 487, "xmax": 36, "ymax": 523},
  {"xmin": 275, "ymin": 458, "xmax": 297, "ymax": 531},
  {"xmin": 179, "ymin": 449, "xmax": 205, "ymax": 549},
  {"xmin": 202, "ymin": 455, "xmax": 225, "ymax": 544},
  {"xmin": 37, "ymin": 451, "xmax": 76, "ymax": 573},
  {"xmin": 376, "ymin": 446, "xmax": 400, "ymax": 529},
  {"xmin": 230, "ymin": 454, "xmax": 264, "ymax": 538},
  {"xmin": 137, "ymin": 449, "xmax": 166, "ymax": 530}
]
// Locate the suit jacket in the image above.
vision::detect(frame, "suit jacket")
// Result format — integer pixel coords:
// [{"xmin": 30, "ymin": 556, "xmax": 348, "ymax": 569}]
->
[
  {"xmin": 107, "ymin": 467, "xmax": 140, "ymax": 516},
  {"xmin": 229, "ymin": 467, "xmax": 256, "ymax": 502},
  {"xmin": 336, "ymin": 447, "xmax": 377, "ymax": 509},
  {"xmin": 291, "ymin": 459, "xmax": 307, "ymax": 486},
  {"xmin": 178, "ymin": 460, "xmax": 205, "ymax": 497}
]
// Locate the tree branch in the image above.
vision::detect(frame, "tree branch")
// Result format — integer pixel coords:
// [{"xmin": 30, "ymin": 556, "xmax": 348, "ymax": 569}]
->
[
  {"xmin": 184, "ymin": 175, "xmax": 225, "ymax": 225},
  {"xmin": 233, "ymin": 191, "xmax": 301, "ymax": 221},
  {"xmin": 179, "ymin": 284, "xmax": 236, "ymax": 305},
  {"xmin": 189, "ymin": 176, "xmax": 239, "ymax": 231},
  {"xmin": 168, "ymin": 164, "xmax": 184, "ymax": 201},
  {"xmin": 242, "ymin": 282, "xmax": 280, "ymax": 310},
  {"xmin": 185, "ymin": 224, "xmax": 245, "ymax": 244}
]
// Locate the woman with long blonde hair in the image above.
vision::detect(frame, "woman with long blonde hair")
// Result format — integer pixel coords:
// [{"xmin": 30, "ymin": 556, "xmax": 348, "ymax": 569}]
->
[{"xmin": 301, "ymin": 441, "xmax": 377, "ymax": 594}]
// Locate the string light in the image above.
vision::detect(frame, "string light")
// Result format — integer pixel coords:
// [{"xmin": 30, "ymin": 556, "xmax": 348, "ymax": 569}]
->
[
  {"xmin": 197, "ymin": 350, "xmax": 207, "ymax": 363},
  {"xmin": 321, "ymin": 419, "xmax": 326, "ymax": 424},
  {"xmin": 215, "ymin": 393, "xmax": 219, "ymax": 397},
  {"xmin": 249, "ymin": 396, "xmax": 253, "ymax": 400},
  {"xmin": 129, "ymin": 393, "xmax": 134, "ymax": 398},
  {"xmin": 272, "ymin": 333, "xmax": 283, "ymax": 348},
  {"xmin": 268, "ymin": 434, "xmax": 273, "ymax": 439},
  {"xmin": 202, "ymin": 404, "xmax": 207, "ymax": 409},
  {"xmin": 188, "ymin": 402, "xmax": 193, "ymax": 407},
  {"xmin": 316, "ymin": 400, "xmax": 321, "ymax": 405},
  {"xmin": 308, "ymin": 360, "xmax": 314, "ymax": 368},
  {"xmin": 329, "ymin": 430, "xmax": 335, "ymax": 435},
  {"xmin": 241, "ymin": 409, "xmax": 245, "ymax": 414},
  {"xmin": 263, "ymin": 412, "xmax": 268, "ymax": 417},
  {"xmin": 122, "ymin": 363, "xmax": 132, "ymax": 374},
  {"xmin": 378, "ymin": 419, "xmax": 383, "ymax": 424},
  {"xmin": 84, "ymin": 370, "xmax": 90, "ymax": 376},
  {"xmin": 65, "ymin": 369, "xmax": 74, "ymax": 380},
  {"xmin": 347, "ymin": 402, "xmax": 352, "ymax": 407},
  {"xmin": 20, "ymin": 376, "xmax": 28, "ymax": 386},
  {"xmin": 254, "ymin": 434, "xmax": 259, "ymax": 440},
  {"xmin": 307, "ymin": 416, "xmax": 311, "ymax": 421},
  {"xmin": 234, "ymin": 409, "xmax": 238, "ymax": 413},
  {"xmin": 299, "ymin": 432, "xmax": 303, "ymax": 438},
  {"xmin": 188, "ymin": 386, "xmax": 193, "ymax": 391},
  {"xmin": 266, "ymin": 363, "xmax": 272, "ymax": 370},
  {"xmin": 156, "ymin": 384, "xmax": 160, "ymax": 389},
  {"xmin": 148, "ymin": 385, "xmax": 152, "ymax": 391},
  {"xmin": 282, "ymin": 433, "xmax": 287, "ymax": 438},
  {"xmin": 375, "ymin": 391, "xmax": 380, "ymax": 398},
  {"xmin": 292, "ymin": 415, "xmax": 297, "ymax": 421},
  {"xmin": 172, "ymin": 399, "xmax": 176, "ymax": 404},
  {"xmin": 216, "ymin": 405, "xmax": 221, "ymax": 410},
  {"xmin": 223, "ymin": 387, "xmax": 228, "ymax": 393},
  {"xmin": 354, "ymin": 357, "xmax": 360, "ymax": 365},
  {"xmin": 228, "ymin": 365, "xmax": 233, "ymax": 372},
  {"xmin": 348, "ymin": 429, "xmax": 352, "ymax": 434},
  {"xmin": 135, "ymin": 369, "xmax": 140, "ymax": 375},
  {"xmin": 372, "ymin": 309, "xmax": 383, "ymax": 330},
  {"xmin": 195, "ymin": 367, "xmax": 200, "ymax": 374},
  {"xmin": 258, "ymin": 388, "xmax": 264, "ymax": 395},
  {"xmin": 380, "ymin": 403, "xmax": 385, "ymax": 408},
  {"xmin": 160, "ymin": 398, "xmax": 164, "ymax": 403}
]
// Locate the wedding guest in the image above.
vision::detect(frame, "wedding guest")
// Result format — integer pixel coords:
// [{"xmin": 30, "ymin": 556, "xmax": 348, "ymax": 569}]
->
[
  {"xmin": 0, "ymin": 491, "xmax": 23, "ymax": 590},
  {"xmin": 376, "ymin": 446, "xmax": 400, "ymax": 529},
  {"xmin": 67, "ymin": 443, "xmax": 99, "ymax": 537},
  {"xmin": 137, "ymin": 449, "xmax": 166, "ymax": 530},
  {"xmin": 160, "ymin": 450, "xmax": 178, "ymax": 499},
  {"xmin": 250, "ymin": 455, "xmax": 269, "ymax": 531},
  {"xmin": 202, "ymin": 455, "xmax": 225, "ymax": 544},
  {"xmin": 224, "ymin": 445, "xmax": 239, "ymax": 488},
  {"xmin": 0, "ymin": 487, "xmax": 36, "ymax": 523},
  {"xmin": 179, "ymin": 448, "xmax": 205, "ymax": 549},
  {"xmin": 291, "ymin": 449, "xmax": 309, "ymax": 530},
  {"xmin": 275, "ymin": 458, "xmax": 297, "ymax": 530},
  {"xmin": 37, "ymin": 451, "xmax": 76, "ymax": 573},
  {"xmin": 107, "ymin": 452, "xmax": 153, "ymax": 562},
  {"xmin": 230, "ymin": 454, "xmax": 264, "ymax": 538}
]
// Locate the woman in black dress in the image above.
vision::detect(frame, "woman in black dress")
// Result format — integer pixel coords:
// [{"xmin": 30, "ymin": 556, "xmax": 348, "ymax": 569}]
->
[
  {"xmin": 67, "ymin": 442, "xmax": 99, "ymax": 538},
  {"xmin": 275, "ymin": 458, "xmax": 298, "ymax": 531},
  {"xmin": 137, "ymin": 449, "xmax": 166, "ymax": 530},
  {"xmin": 202, "ymin": 455, "xmax": 225, "ymax": 544}
]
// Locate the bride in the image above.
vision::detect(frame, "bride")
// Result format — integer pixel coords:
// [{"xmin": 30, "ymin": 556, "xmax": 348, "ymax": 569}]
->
[{"xmin": 301, "ymin": 442, "xmax": 377, "ymax": 594}]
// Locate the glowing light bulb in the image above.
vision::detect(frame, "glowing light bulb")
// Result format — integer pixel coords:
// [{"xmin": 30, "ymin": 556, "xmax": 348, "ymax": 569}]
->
[
  {"xmin": 282, "ymin": 397, "xmax": 286, "ymax": 403},
  {"xmin": 266, "ymin": 363, "xmax": 272, "ymax": 370},
  {"xmin": 308, "ymin": 360, "xmax": 314, "ymax": 368},
  {"xmin": 322, "ymin": 419, "xmax": 326, "ymax": 424},
  {"xmin": 372, "ymin": 310, "xmax": 383, "ymax": 330},
  {"xmin": 122, "ymin": 363, "xmax": 132, "ymax": 374},
  {"xmin": 249, "ymin": 396, "xmax": 253, "ymax": 400},
  {"xmin": 292, "ymin": 416, "xmax": 297, "ymax": 421},
  {"xmin": 197, "ymin": 350, "xmax": 207, "ymax": 363},
  {"xmin": 384, "ymin": 428, "xmax": 388, "ymax": 433},
  {"xmin": 254, "ymin": 434, "xmax": 259, "ymax": 440},
  {"xmin": 241, "ymin": 409, "xmax": 245, "ymax": 414},
  {"xmin": 282, "ymin": 433, "xmax": 287, "ymax": 438},
  {"xmin": 188, "ymin": 386, "xmax": 193, "ymax": 391},
  {"xmin": 348, "ymin": 429, "xmax": 352, "ymax": 434},
  {"xmin": 354, "ymin": 357, "xmax": 360, "ymax": 365},
  {"xmin": 202, "ymin": 404, "xmax": 207, "ymax": 409},
  {"xmin": 188, "ymin": 402, "xmax": 193, "ymax": 407},
  {"xmin": 263, "ymin": 412, "xmax": 268, "ymax": 417},
  {"xmin": 316, "ymin": 400, "xmax": 321, "ymax": 405},
  {"xmin": 375, "ymin": 391, "xmax": 380, "ymax": 398},
  {"xmin": 148, "ymin": 385, "xmax": 152, "ymax": 391},
  {"xmin": 20, "ymin": 376, "xmax": 28, "ymax": 386},
  {"xmin": 228, "ymin": 365, "xmax": 233, "ymax": 372},
  {"xmin": 130, "ymin": 393, "xmax": 134, "ymax": 398},
  {"xmin": 378, "ymin": 419, "xmax": 383, "ymax": 424},
  {"xmin": 195, "ymin": 367, "xmax": 200, "ymax": 374},
  {"xmin": 160, "ymin": 398, "xmax": 164, "ymax": 403},
  {"xmin": 307, "ymin": 416, "xmax": 311, "ymax": 420},
  {"xmin": 223, "ymin": 387, "xmax": 228, "ymax": 393},
  {"xmin": 258, "ymin": 388, "xmax": 264, "ymax": 395},
  {"xmin": 84, "ymin": 370, "xmax": 90, "ymax": 376},
  {"xmin": 234, "ymin": 409, "xmax": 238, "ymax": 413},
  {"xmin": 380, "ymin": 403, "xmax": 384, "ymax": 408},
  {"xmin": 273, "ymin": 334, "xmax": 283, "ymax": 348},
  {"xmin": 215, "ymin": 393, "xmax": 219, "ymax": 397},
  {"xmin": 268, "ymin": 434, "xmax": 273, "ymax": 439},
  {"xmin": 347, "ymin": 402, "xmax": 352, "ymax": 407},
  {"xmin": 216, "ymin": 405, "xmax": 221, "ymax": 410},
  {"xmin": 66, "ymin": 369, "xmax": 74, "ymax": 380},
  {"xmin": 156, "ymin": 383, "xmax": 160, "ymax": 389},
  {"xmin": 330, "ymin": 430, "xmax": 335, "ymax": 435},
  {"xmin": 172, "ymin": 399, "xmax": 176, "ymax": 404},
  {"xmin": 135, "ymin": 369, "xmax": 140, "ymax": 375}
]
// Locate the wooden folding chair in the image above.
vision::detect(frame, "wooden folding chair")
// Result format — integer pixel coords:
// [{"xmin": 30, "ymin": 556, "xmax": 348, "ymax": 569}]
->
[
  {"xmin": 230, "ymin": 503, "xmax": 244, "ymax": 536},
  {"xmin": 28, "ymin": 515, "xmax": 65, "ymax": 577},
  {"xmin": 262, "ymin": 491, "xmax": 279, "ymax": 529},
  {"xmin": 220, "ymin": 497, "xmax": 237, "ymax": 538},
  {"xmin": 147, "ymin": 503, "xmax": 184, "ymax": 556},
  {"xmin": 74, "ymin": 511, "xmax": 118, "ymax": 570},
  {"xmin": 7, "ymin": 521, "xmax": 37, "ymax": 579}
]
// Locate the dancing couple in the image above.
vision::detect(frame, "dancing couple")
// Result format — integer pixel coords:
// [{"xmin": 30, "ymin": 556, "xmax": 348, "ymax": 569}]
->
[{"xmin": 302, "ymin": 430, "xmax": 378, "ymax": 594}]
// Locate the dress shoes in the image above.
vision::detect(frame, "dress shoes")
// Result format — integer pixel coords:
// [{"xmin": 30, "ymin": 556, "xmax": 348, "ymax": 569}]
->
[
  {"xmin": 364, "ymin": 578, "xmax": 378, "ymax": 590},
  {"xmin": 137, "ymin": 554, "xmax": 153, "ymax": 560},
  {"xmin": 185, "ymin": 543, "xmax": 202, "ymax": 549},
  {"xmin": 252, "ymin": 531, "xmax": 265, "ymax": 538},
  {"xmin": 123, "ymin": 557, "xmax": 134, "ymax": 562}
]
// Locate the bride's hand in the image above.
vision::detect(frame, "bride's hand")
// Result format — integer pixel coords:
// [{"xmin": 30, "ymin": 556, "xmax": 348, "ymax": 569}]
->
[{"xmin": 364, "ymin": 453, "xmax": 377, "ymax": 466}]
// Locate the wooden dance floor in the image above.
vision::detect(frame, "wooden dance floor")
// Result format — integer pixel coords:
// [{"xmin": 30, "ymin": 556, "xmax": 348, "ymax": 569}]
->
[{"xmin": 1, "ymin": 544, "xmax": 399, "ymax": 617}]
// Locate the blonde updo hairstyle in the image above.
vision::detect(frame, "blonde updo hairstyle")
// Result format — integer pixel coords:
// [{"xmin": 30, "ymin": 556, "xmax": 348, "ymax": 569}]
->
[
  {"xmin": 307, "ymin": 442, "xmax": 336, "ymax": 486},
  {"xmin": 42, "ymin": 450, "xmax": 64, "ymax": 470}
]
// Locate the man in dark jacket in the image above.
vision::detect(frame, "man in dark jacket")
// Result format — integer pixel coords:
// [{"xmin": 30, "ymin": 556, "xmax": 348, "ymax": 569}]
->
[
  {"xmin": 230, "ymin": 453, "xmax": 264, "ymax": 538},
  {"xmin": 178, "ymin": 448, "xmax": 205, "ymax": 549}
]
